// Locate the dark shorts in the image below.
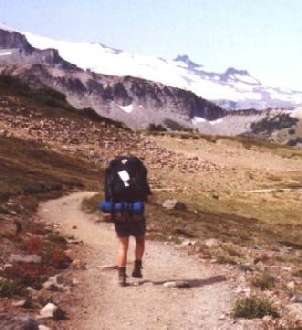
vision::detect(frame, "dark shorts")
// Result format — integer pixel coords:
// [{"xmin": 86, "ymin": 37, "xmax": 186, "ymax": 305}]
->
[{"xmin": 114, "ymin": 213, "xmax": 146, "ymax": 237}]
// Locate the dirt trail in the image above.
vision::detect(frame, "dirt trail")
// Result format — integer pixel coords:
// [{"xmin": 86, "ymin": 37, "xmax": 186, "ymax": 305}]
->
[{"xmin": 38, "ymin": 192, "xmax": 248, "ymax": 330}]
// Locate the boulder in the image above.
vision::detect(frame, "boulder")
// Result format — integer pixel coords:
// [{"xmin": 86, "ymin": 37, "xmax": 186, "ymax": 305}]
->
[
  {"xmin": 163, "ymin": 281, "xmax": 190, "ymax": 288},
  {"xmin": 287, "ymin": 303, "xmax": 302, "ymax": 321},
  {"xmin": 9, "ymin": 254, "xmax": 42, "ymax": 264},
  {"xmin": 42, "ymin": 275, "xmax": 65, "ymax": 291},
  {"xmin": 38, "ymin": 326, "xmax": 51, "ymax": 330},
  {"xmin": 12, "ymin": 298, "xmax": 32, "ymax": 309},
  {"xmin": 39, "ymin": 303, "xmax": 66, "ymax": 320},
  {"xmin": 162, "ymin": 199, "xmax": 187, "ymax": 211},
  {"xmin": 205, "ymin": 238, "xmax": 220, "ymax": 248},
  {"xmin": 180, "ymin": 240, "xmax": 197, "ymax": 247}
]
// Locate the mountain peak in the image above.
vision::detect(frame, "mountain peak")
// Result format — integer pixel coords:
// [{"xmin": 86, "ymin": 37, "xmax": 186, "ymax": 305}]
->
[
  {"xmin": 224, "ymin": 67, "xmax": 249, "ymax": 76},
  {"xmin": 174, "ymin": 54, "xmax": 202, "ymax": 69},
  {"xmin": 0, "ymin": 22, "xmax": 13, "ymax": 31},
  {"xmin": 94, "ymin": 42, "xmax": 122, "ymax": 55}
]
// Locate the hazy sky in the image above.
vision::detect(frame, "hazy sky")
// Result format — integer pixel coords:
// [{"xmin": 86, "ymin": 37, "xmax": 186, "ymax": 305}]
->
[{"xmin": 1, "ymin": 0, "xmax": 302, "ymax": 89}]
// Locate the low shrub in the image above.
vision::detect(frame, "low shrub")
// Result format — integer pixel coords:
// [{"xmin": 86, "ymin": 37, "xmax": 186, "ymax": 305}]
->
[
  {"xmin": 293, "ymin": 269, "xmax": 302, "ymax": 278},
  {"xmin": 232, "ymin": 296, "xmax": 279, "ymax": 319},
  {"xmin": 47, "ymin": 232, "xmax": 67, "ymax": 244},
  {"xmin": 23, "ymin": 236, "xmax": 43, "ymax": 254},
  {"xmin": 251, "ymin": 272, "xmax": 276, "ymax": 290},
  {"xmin": 0, "ymin": 279, "xmax": 23, "ymax": 297},
  {"xmin": 4, "ymin": 263, "xmax": 50, "ymax": 289}
]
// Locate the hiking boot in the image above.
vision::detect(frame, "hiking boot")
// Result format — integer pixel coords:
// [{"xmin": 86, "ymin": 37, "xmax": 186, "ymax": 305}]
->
[
  {"xmin": 132, "ymin": 260, "xmax": 143, "ymax": 278},
  {"xmin": 118, "ymin": 267, "xmax": 127, "ymax": 287}
]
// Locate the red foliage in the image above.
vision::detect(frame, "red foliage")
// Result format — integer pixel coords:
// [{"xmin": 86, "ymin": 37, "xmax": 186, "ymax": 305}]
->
[
  {"xmin": 51, "ymin": 248, "xmax": 70, "ymax": 269},
  {"xmin": 4, "ymin": 263, "xmax": 51, "ymax": 289},
  {"xmin": 23, "ymin": 236, "xmax": 43, "ymax": 254}
]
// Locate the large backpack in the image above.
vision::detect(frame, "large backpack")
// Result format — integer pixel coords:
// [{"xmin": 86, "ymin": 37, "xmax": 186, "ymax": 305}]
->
[{"xmin": 104, "ymin": 155, "xmax": 150, "ymax": 203}]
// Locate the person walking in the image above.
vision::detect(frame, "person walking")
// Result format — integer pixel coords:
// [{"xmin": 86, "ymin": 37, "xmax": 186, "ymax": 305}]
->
[{"xmin": 101, "ymin": 155, "xmax": 151, "ymax": 287}]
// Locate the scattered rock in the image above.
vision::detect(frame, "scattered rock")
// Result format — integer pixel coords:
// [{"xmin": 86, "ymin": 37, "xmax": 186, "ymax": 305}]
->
[
  {"xmin": 0, "ymin": 313, "xmax": 39, "ymax": 329},
  {"xmin": 287, "ymin": 303, "xmax": 302, "ymax": 322},
  {"xmin": 42, "ymin": 275, "xmax": 65, "ymax": 291},
  {"xmin": 72, "ymin": 278, "xmax": 80, "ymax": 286},
  {"xmin": 163, "ymin": 281, "xmax": 177, "ymax": 288},
  {"xmin": 9, "ymin": 254, "xmax": 42, "ymax": 264},
  {"xmin": 162, "ymin": 199, "xmax": 187, "ymax": 211},
  {"xmin": 72, "ymin": 225, "xmax": 77, "ymax": 229},
  {"xmin": 12, "ymin": 299, "xmax": 27, "ymax": 307},
  {"xmin": 64, "ymin": 249, "xmax": 73, "ymax": 258},
  {"xmin": 66, "ymin": 238, "xmax": 83, "ymax": 245},
  {"xmin": 12, "ymin": 298, "xmax": 32, "ymax": 308},
  {"xmin": 205, "ymin": 238, "xmax": 220, "ymax": 248},
  {"xmin": 293, "ymin": 294, "xmax": 302, "ymax": 303},
  {"xmin": 212, "ymin": 193, "xmax": 219, "ymax": 200},
  {"xmin": 39, "ymin": 303, "xmax": 66, "ymax": 320},
  {"xmin": 180, "ymin": 240, "xmax": 197, "ymax": 247},
  {"xmin": 163, "ymin": 281, "xmax": 190, "ymax": 288},
  {"xmin": 287, "ymin": 281, "xmax": 295, "ymax": 291},
  {"xmin": 39, "ymin": 303, "xmax": 57, "ymax": 319},
  {"xmin": 72, "ymin": 258, "xmax": 86, "ymax": 270},
  {"xmin": 39, "ymin": 326, "xmax": 51, "ymax": 330}
]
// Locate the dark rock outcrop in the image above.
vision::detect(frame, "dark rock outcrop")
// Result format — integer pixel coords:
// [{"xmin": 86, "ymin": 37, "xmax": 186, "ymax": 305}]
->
[{"xmin": 0, "ymin": 29, "xmax": 75, "ymax": 69}]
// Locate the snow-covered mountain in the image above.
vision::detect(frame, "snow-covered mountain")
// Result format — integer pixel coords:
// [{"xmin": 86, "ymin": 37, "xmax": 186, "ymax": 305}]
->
[
  {"xmin": 0, "ymin": 27, "xmax": 224, "ymax": 129},
  {"xmin": 20, "ymin": 31, "xmax": 302, "ymax": 110},
  {"xmin": 2, "ymin": 25, "xmax": 302, "ymax": 139}
]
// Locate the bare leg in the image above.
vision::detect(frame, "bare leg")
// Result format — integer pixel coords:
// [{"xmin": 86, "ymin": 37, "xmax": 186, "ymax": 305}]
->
[
  {"xmin": 116, "ymin": 236, "xmax": 129, "ymax": 267},
  {"xmin": 135, "ymin": 235, "xmax": 145, "ymax": 260},
  {"xmin": 132, "ymin": 235, "xmax": 145, "ymax": 278}
]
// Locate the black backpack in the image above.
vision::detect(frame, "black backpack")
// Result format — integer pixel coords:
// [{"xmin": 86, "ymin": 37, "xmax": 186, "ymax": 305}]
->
[{"xmin": 104, "ymin": 156, "xmax": 150, "ymax": 202}]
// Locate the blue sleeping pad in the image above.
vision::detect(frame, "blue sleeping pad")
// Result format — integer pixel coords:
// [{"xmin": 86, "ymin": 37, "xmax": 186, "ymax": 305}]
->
[{"xmin": 100, "ymin": 200, "xmax": 145, "ymax": 214}]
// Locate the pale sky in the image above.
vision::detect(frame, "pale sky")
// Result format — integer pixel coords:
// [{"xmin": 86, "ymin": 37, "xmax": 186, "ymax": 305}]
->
[{"xmin": 1, "ymin": 0, "xmax": 302, "ymax": 89}]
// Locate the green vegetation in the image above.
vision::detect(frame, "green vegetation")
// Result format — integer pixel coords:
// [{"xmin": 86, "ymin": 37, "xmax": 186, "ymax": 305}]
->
[
  {"xmin": 232, "ymin": 296, "xmax": 279, "ymax": 319},
  {"xmin": 0, "ymin": 279, "xmax": 23, "ymax": 298},
  {"xmin": 250, "ymin": 114, "xmax": 298, "ymax": 135}
]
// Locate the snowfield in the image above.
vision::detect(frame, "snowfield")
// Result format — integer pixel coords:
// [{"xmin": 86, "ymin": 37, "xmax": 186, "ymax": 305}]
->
[{"xmin": 1, "ymin": 28, "xmax": 299, "ymax": 110}]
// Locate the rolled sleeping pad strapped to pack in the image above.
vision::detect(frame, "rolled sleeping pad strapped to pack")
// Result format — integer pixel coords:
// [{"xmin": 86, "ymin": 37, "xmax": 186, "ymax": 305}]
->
[{"xmin": 100, "ymin": 200, "xmax": 144, "ymax": 214}]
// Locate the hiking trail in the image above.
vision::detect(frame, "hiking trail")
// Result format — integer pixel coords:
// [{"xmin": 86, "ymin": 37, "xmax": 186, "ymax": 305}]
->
[{"xmin": 38, "ymin": 192, "xmax": 250, "ymax": 330}]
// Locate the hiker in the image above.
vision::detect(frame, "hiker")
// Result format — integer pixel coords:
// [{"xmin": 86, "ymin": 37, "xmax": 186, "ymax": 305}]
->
[{"xmin": 101, "ymin": 155, "xmax": 151, "ymax": 286}]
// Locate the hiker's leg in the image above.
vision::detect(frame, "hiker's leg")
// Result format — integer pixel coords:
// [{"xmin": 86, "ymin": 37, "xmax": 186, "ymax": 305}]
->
[
  {"xmin": 116, "ymin": 236, "xmax": 129, "ymax": 267},
  {"xmin": 132, "ymin": 235, "xmax": 145, "ymax": 278},
  {"xmin": 135, "ymin": 235, "xmax": 145, "ymax": 260}
]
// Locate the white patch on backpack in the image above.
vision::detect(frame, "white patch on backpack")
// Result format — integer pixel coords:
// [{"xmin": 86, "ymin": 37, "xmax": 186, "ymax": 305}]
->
[
  {"xmin": 118, "ymin": 170, "xmax": 130, "ymax": 187},
  {"xmin": 121, "ymin": 159, "xmax": 128, "ymax": 165}
]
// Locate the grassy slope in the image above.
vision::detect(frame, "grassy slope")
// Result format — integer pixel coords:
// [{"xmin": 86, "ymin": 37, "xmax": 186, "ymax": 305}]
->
[
  {"xmin": 0, "ymin": 74, "xmax": 126, "ymax": 128},
  {"xmin": 0, "ymin": 135, "xmax": 100, "ymax": 202}
]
